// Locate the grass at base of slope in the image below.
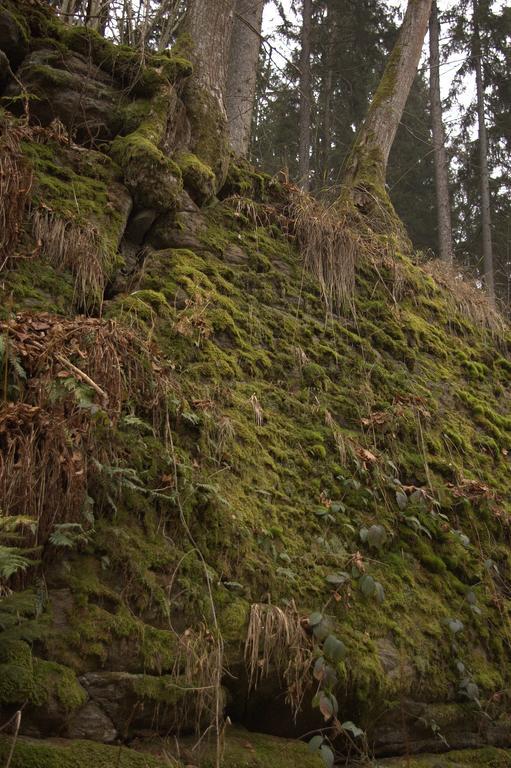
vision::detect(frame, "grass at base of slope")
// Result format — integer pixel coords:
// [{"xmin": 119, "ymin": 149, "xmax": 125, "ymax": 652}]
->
[
  {"xmin": 378, "ymin": 746, "xmax": 511, "ymax": 767},
  {"xmin": 0, "ymin": 736, "xmax": 170, "ymax": 768}
]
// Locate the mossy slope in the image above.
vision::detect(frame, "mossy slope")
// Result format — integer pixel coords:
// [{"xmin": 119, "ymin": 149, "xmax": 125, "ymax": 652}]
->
[{"xmin": 1, "ymin": 1, "xmax": 511, "ymax": 762}]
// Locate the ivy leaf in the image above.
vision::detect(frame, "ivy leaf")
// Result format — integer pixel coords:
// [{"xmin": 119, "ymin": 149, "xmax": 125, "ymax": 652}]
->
[
  {"xmin": 374, "ymin": 581, "xmax": 385, "ymax": 604},
  {"xmin": 326, "ymin": 572, "xmax": 350, "ymax": 587},
  {"xmin": 366, "ymin": 524, "xmax": 387, "ymax": 551},
  {"xmin": 323, "ymin": 634, "xmax": 346, "ymax": 663},
  {"xmin": 359, "ymin": 574, "xmax": 376, "ymax": 598},
  {"xmin": 308, "ymin": 612, "xmax": 323, "ymax": 627},
  {"xmin": 446, "ymin": 618, "xmax": 464, "ymax": 635},
  {"xmin": 396, "ymin": 490, "xmax": 408, "ymax": 510},
  {"xmin": 313, "ymin": 656, "xmax": 326, "ymax": 681},
  {"xmin": 341, "ymin": 721, "xmax": 364, "ymax": 738},
  {"xmin": 319, "ymin": 692, "xmax": 338, "ymax": 721},
  {"xmin": 308, "ymin": 735, "xmax": 323, "ymax": 753},
  {"xmin": 319, "ymin": 745, "xmax": 334, "ymax": 768}
]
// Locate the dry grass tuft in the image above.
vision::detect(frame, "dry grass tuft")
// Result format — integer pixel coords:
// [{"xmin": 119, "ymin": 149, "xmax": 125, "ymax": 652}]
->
[
  {"xmin": 32, "ymin": 209, "xmax": 110, "ymax": 313},
  {"xmin": 424, "ymin": 259, "xmax": 507, "ymax": 339},
  {"xmin": 286, "ymin": 183, "xmax": 401, "ymax": 313},
  {"xmin": 171, "ymin": 624, "xmax": 224, "ymax": 735},
  {"xmin": 245, "ymin": 601, "xmax": 313, "ymax": 719},
  {"xmin": 0, "ymin": 117, "xmax": 33, "ymax": 270},
  {"xmin": 0, "ymin": 311, "xmax": 172, "ymax": 548}
]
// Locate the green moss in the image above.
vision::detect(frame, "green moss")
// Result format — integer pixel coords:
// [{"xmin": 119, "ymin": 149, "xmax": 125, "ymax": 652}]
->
[
  {"xmin": 0, "ymin": 642, "xmax": 84, "ymax": 711},
  {"xmin": 381, "ymin": 747, "xmax": 511, "ymax": 767},
  {"xmin": 198, "ymin": 727, "xmax": 322, "ymax": 768},
  {"xmin": 110, "ymin": 132, "xmax": 182, "ymax": 212},
  {"xmin": 0, "ymin": 736, "xmax": 169, "ymax": 768},
  {"xmin": 175, "ymin": 150, "xmax": 216, "ymax": 205}
]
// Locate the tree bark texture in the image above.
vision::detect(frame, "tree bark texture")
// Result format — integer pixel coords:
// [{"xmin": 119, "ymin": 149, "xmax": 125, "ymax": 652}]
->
[
  {"xmin": 181, "ymin": 0, "xmax": 236, "ymax": 186},
  {"xmin": 473, "ymin": 0, "xmax": 495, "ymax": 302},
  {"xmin": 298, "ymin": 0, "xmax": 312, "ymax": 190},
  {"xmin": 226, "ymin": 0, "xmax": 264, "ymax": 157},
  {"xmin": 182, "ymin": 0, "xmax": 236, "ymax": 119},
  {"xmin": 429, "ymin": 0, "xmax": 453, "ymax": 264},
  {"xmin": 343, "ymin": 0, "xmax": 433, "ymax": 190}
]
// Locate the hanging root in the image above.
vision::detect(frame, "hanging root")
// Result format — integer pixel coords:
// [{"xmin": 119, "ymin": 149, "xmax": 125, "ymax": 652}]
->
[
  {"xmin": 0, "ymin": 118, "xmax": 33, "ymax": 270},
  {"xmin": 424, "ymin": 259, "xmax": 507, "ymax": 340},
  {"xmin": 245, "ymin": 602, "xmax": 313, "ymax": 719},
  {"xmin": 32, "ymin": 209, "xmax": 110, "ymax": 313}
]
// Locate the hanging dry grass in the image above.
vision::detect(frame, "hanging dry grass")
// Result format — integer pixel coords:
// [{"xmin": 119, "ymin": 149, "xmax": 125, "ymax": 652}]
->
[
  {"xmin": 170, "ymin": 624, "xmax": 224, "ymax": 735},
  {"xmin": 285, "ymin": 183, "xmax": 403, "ymax": 313},
  {"xmin": 424, "ymin": 259, "xmax": 507, "ymax": 339},
  {"xmin": 32, "ymin": 208, "xmax": 110, "ymax": 313},
  {"xmin": 245, "ymin": 601, "xmax": 313, "ymax": 719},
  {"xmin": 0, "ymin": 117, "xmax": 33, "ymax": 270},
  {"xmin": 0, "ymin": 311, "xmax": 172, "ymax": 549},
  {"xmin": 0, "ymin": 402, "xmax": 90, "ymax": 545}
]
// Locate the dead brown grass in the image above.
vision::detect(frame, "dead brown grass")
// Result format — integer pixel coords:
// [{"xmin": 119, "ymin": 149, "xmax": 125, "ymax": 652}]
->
[
  {"xmin": 0, "ymin": 117, "xmax": 33, "ymax": 270},
  {"xmin": 31, "ymin": 209, "xmax": 109, "ymax": 313},
  {"xmin": 245, "ymin": 601, "xmax": 313, "ymax": 719},
  {"xmin": 170, "ymin": 624, "xmax": 224, "ymax": 735},
  {"xmin": 424, "ymin": 259, "xmax": 507, "ymax": 339},
  {"xmin": 285, "ymin": 182, "xmax": 402, "ymax": 313},
  {"xmin": 0, "ymin": 311, "xmax": 172, "ymax": 548}
]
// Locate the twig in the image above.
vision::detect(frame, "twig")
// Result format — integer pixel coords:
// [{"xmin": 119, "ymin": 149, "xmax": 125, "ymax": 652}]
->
[
  {"xmin": 55, "ymin": 353, "xmax": 109, "ymax": 405},
  {"xmin": 5, "ymin": 710, "xmax": 21, "ymax": 768}
]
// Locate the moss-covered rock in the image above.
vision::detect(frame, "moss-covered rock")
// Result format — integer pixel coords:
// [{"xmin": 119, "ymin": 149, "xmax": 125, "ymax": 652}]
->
[
  {"xmin": 379, "ymin": 747, "xmax": 511, "ymax": 767},
  {"xmin": 176, "ymin": 150, "xmax": 216, "ymax": 205},
  {"xmin": 0, "ymin": 736, "xmax": 170, "ymax": 768}
]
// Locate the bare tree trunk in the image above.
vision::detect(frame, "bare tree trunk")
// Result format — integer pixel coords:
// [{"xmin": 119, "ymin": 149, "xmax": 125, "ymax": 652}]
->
[
  {"xmin": 473, "ymin": 0, "xmax": 495, "ymax": 303},
  {"xmin": 226, "ymin": 0, "xmax": 264, "ymax": 157},
  {"xmin": 320, "ymin": 7, "xmax": 334, "ymax": 187},
  {"xmin": 342, "ymin": 0, "xmax": 433, "ymax": 196},
  {"xmin": 182, "ymin": 0, "xmax": 235, "ymax": 119},
  {"xmin": 429, "ymin": 0, "xmax": 453, "ymax": 264},
  {"xmin": 298, "ymin": 0, "xmax": 312, "ymax": 190},
  {"xmin": 182, "ymin": 0, "xmax": 236, "ymax": 185}
]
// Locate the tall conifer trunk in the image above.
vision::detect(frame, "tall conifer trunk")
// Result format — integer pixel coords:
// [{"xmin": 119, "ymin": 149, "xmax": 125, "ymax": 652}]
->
[
  {"xmin": 429, "ymin": 0, "xmax": 453, "ymax": 264},
  {"xmin": 298, "ymin": 0, "xmax": 312, "ymax": 190},
  {"xmin": 472, "ymin": 0, "xmax": 495, "ymax": 302}
]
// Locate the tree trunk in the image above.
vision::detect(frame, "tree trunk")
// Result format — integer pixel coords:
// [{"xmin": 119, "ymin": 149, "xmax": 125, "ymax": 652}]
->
[
  {"xmin": 342, "ymin": 0, "xmax": 433, "ymax": 196},
  {"xmin": 226, "ymin": 0, "xmax": 264, "ymax": 157},
  {"xmin": 429, "ymin": 0, "xmax": 453, "ymax": 264},
  {"xmin": 473, "ymin": 0, "xmax": 495, "ymax": 303},
  {"xmin": 320, "ymin": 7, "xmax": 334, "ymax": 187},
  {"xmin": 181, "ymin": 0, "xmax": 236, "ymax": 186},
  {"xmin": 298, "ymin": 0, "xmax": 312, "ymax": 190}
]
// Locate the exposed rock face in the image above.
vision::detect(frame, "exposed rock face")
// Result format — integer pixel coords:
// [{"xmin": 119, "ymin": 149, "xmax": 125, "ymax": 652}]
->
[
  {"xmin": 6, "ymin": 48, "xmax": 127, "ymax": 142},
  {"xmin": 0, "ymin": 4, "xmax": 28, "ymax": 67},
  {"xmin": 66, "ymin": 701, "xmax": 118, "ymax": 743}
]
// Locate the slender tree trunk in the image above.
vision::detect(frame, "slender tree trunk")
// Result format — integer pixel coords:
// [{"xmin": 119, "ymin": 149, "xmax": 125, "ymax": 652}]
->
[
  {"xmin": 226, "ymin": 0, "xmax": 264, "ymax": 157},
  {"xmin": 298, "ymin": 0, "xmax": 312, "ymax": 190},
  {"xmin": 429, "ymin": 0, "xmax": 453, "ymax": 264},
  {"xmin": 342, "ymin": 0, "xmax": 433, "ymax": 195},
  {"xmin": 320, "ymin": 8, "xmax": 334, "ymax": 186},
  {"xmin": 182, "ymin": 0, "xmax": 235, "ymax": 119},
  {"xmin": 181, "ymin": 0, "xmax": 236, "ymax": 185},
  {"xmin": 472, "ymin": 0, "xmax": 495, "ymax": 303}
]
